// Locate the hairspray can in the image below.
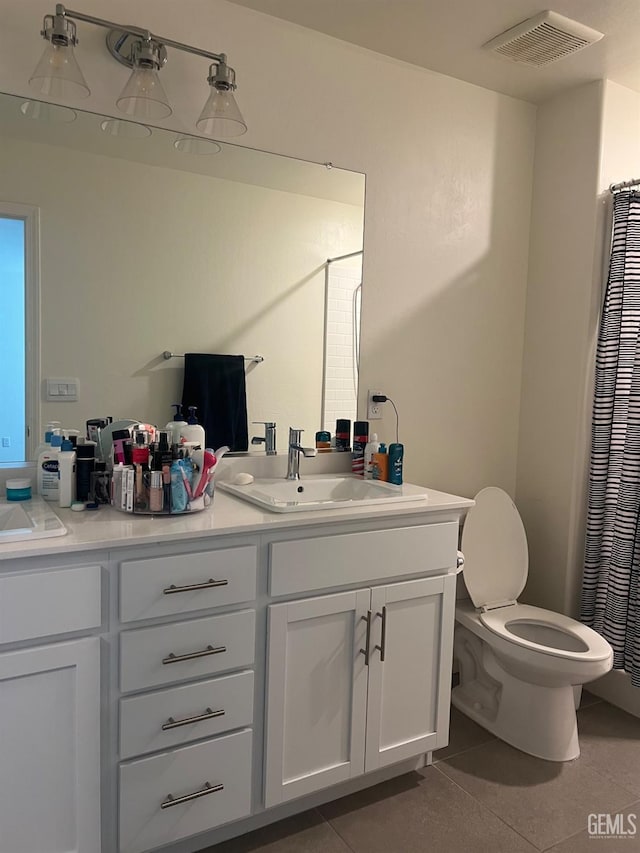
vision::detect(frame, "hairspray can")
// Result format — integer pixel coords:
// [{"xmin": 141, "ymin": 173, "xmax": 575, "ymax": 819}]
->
[
  {"xmin": 388, "ymin": 443, "xmax": 404, "ymax": 485},
  {"xmin": 335, "ymin": 419, "xmax": 351, "ymax": 451},
  {"xmin": 352, "ymin": 421, "xmax": 369, "ymax": 476}
]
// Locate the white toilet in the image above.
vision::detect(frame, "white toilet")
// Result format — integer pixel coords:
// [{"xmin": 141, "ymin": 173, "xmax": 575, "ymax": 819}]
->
[{"xmin": 453, "ymin": 486, "xmax": 613, "ymax": 762}]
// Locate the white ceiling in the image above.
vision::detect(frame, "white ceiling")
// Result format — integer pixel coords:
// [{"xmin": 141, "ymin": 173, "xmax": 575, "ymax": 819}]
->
[{"xmin": 227, "ymin": 0, "xmax": 640, "ymax": 103}]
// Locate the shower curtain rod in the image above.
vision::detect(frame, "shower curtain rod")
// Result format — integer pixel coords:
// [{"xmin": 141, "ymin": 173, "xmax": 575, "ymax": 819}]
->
[
  {"xmin": 326, "ymin": 249, "xmax": 364, "ymax": 264},
  {"xmin": 610, "ymin": 178, "xmax": 640, "ymax": 193}
]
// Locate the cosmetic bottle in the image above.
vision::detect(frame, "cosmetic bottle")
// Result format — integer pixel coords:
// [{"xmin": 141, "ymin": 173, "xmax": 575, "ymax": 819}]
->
[
  {"xmin": 372, "ymin": 443, "xmax": 388, "ymax": 481},
  {"xmin": 352, "ymin": 421, "xmax": 369, "ymax": 476},
  {"xmin": 33, "ymin": 421, "xmax": 61, "ymax": 462},
  {"xmin": 335, "ymin": 419, "xmax": 351, "ymax": 452},
  {"xmin": 388, "ymin": 442, "xmax": 404, "ymax": 485},
  {"xmin": 180, "ymin": 407, "xmax": 206, "ymax": 449},
  {"xmin": 38, "ymin": 431, "xmax": 62, "ymax": 501},
  {"xmin": 149, "ymin": 471, "xmax": 164, "ymax": 513},
  {"xmin": 363, "ymin": 433, "xmax": 381, "ymax": 479},
  {"xmin": 58, "ymin": 439, "xmax": 77, "ymax": 508},
  {"xmin": 76, "ymin": 440, "xmax": 96, "ymax": 502},
  {"xmin": 111, "ymin": 429, "xmax": 131, "ymax": 465},
  {"xmin": 166, "ymin": 404, "xmax": 187, "ymax": 445},
  {"xmin": 315, "ymin": 430, "xmax": 331, "ymax": 452}
]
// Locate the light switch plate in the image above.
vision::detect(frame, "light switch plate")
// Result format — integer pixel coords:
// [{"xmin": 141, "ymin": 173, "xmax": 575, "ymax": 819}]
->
[{"xmin": 45, "ymin": 377, "xmax": 80, "ymax": 402}]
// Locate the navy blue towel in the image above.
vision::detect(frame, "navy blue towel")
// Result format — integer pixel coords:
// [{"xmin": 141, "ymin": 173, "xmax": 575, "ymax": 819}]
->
[{"xmin": 181, "ymin": 354, "xmax": 248, "ymax": 452}]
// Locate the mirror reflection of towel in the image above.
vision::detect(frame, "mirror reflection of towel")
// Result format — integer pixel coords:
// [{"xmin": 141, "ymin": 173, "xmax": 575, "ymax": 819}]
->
[{"xmin": 181, "ymin": 354, "xmax": 248, "ymax": 452}]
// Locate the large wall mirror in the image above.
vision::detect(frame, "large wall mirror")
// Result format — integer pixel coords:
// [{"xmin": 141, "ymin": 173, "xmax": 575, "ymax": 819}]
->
[{"xmin": 0, "ymin": 92, "xmax": 365, "ymax": 464}]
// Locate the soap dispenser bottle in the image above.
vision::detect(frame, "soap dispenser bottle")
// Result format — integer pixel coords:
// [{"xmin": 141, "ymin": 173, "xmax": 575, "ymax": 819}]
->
[
  {"xmin": 165, "ymin": 404, "xmax": 187, "ymax": 446},
  {"xmin": 180, "ymin": 406, "xmax": 206, "ymax": 449}
]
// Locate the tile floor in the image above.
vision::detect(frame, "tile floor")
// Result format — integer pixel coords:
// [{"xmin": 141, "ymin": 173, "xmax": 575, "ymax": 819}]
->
[{"xmin": 200, "ymin": 692, "xmax": 640, "ymax": 853}]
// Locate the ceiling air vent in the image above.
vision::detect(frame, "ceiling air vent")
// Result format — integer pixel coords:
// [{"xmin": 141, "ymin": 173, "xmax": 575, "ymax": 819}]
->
[{"xmin": 483, "ymin": 10, "xmax": 603, "ymax": 67}]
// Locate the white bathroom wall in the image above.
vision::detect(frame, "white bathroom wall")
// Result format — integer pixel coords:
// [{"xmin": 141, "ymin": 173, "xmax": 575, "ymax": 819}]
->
[
  {"xmin": 0, "ymin": 0, "xmax": 536, "ymax": 496},
  {"xmin": 516, "ymin": 81, "xmax": 605, "ymax": 615},
  {"xmin": 517, "ymin": 80, "xmax": 640, "ymax": 625},
  {"xmin": 1, "ymin": 134, "xmax": 362, "ymax": 440}
]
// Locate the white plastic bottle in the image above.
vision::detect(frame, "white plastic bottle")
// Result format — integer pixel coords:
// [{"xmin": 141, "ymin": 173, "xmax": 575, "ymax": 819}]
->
[
  {"xmin": 165, "ymin": 404, "xmax": 187, "ymax": 445},
  {"xmin": 179, "ymin": 406, "xmax": 206, "ymax": 448},
  {"xmin": 58, "ymin": 439, "xmax": 77, "ymax": 507},
  {"xmin": 38, "ymin": 431, "xmax": 62, "ymax": 500},
  {"xmin": 364, "ymin": 432, "xmax": 380, "ymax": 480},
  {"xmin": 33, "ymin": 420, "xmax": 61, "ymax": 461}
]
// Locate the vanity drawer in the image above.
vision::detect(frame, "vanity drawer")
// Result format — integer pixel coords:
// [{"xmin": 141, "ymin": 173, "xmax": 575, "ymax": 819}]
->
[
  {"xmin": 270, "ymin": 522, "xmax": 458, "ymax": 596},
  {"xmin": 120, "ymin": 610, "xmax": 256, "ymax": 693},
  {"xmin": 120, "ymin": 669, "xmax": 255, "ymax": 759},
  {"xmin": 119, "ymin": 545, "xmax": 257, "ymax": 623},
  {"xmin": 0, "ymin": 564, "xmax": 101, "ymax": 644},
  {"xmin": 119, "ymin": 728, "xmax": 252, "ymax": 853}
]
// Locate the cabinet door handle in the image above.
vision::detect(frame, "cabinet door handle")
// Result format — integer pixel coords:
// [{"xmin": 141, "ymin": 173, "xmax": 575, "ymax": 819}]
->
[
  {"xmin": 161, "ymin": 707, "xmax": 225, "ymax": 730},
  {"xmin": 375, "ymin": 606, "xmax": 387, "ymax": 662},
  {"xmin": 163, "ymin": 578, "xmax": 228, "ymax": 594},
  {"xmin": 160, "ymin": 781, "xmax": 224, "ymax": 809},
  {"xmin": 162, "ymin": 644, "xmax": 226, "ymax": 665},
  {"xmin": 360, "ymin": 610, "xmax": 372, "ymax": 666}
]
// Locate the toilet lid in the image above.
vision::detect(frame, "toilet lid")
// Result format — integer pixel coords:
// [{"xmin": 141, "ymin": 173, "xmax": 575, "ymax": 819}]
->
[{"xmin": 461, "ymin": 486, "xmax": 528, "ymax": 609}]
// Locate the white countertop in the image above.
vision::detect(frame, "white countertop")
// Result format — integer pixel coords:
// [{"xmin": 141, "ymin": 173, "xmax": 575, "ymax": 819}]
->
[{"xmin": 0, "ymin": 479, "xmax": 473, "ymax": 561}]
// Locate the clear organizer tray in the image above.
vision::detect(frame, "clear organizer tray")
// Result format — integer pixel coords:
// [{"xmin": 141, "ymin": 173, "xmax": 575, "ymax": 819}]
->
[{"xmin": 111, "ymin": 464, "xmax": 212, "ymax": 515}]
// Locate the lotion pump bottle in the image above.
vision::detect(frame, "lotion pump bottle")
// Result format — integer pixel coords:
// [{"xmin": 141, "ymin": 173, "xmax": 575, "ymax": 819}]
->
[
  {"xmin": 180, "ymin": 406, "xmax": 206, "ymax": 449},
  {"xmin": 38, "ymin": 430, "xmax": 62, "ymax": 500},
  {"xmin": 166, "ymin": 404, "xmax": 187, "ymax": 445}
]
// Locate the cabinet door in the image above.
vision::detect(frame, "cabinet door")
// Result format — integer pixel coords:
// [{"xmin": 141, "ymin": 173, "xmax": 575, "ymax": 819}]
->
[
  {"xmin": 264, "ymin": 589, "xmax": 370, "ymax": 807},
  {"xmin": 0, "ymin": 638, "xmax": 101, "ymax": 853},
  {"xmin": 365, "ymin": 574, "xmax": 456, "ymax": 771}
]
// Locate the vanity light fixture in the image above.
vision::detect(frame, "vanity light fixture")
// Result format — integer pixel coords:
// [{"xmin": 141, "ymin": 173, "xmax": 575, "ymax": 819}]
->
[{"xmin": 29, "ymin": 4, "xmax": 247, "ymax": 138}]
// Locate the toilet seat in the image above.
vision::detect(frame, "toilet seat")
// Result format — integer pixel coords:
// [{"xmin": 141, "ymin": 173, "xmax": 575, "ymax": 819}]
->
[
  {"xmin": 460, "ymin": 487, "xmax": 612, "ymax": 664},
  {"xmin": 460, "ymin": 487, "xmax": 528, "ymax": 611},
  {"xmin": 479, "ymin": 603, "xmax": 613, "ymax": 662}
]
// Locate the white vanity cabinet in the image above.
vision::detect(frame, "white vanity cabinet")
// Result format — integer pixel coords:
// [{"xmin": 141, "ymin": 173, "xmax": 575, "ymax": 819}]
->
[
  {"xmin": 0, "ymin": 485, "xmax": 470, "ymax": 853},
  {"xmin": 263, "ymin": 523, "xmax": 459, "ymax": 808},
  {"xmin": 0, "ymin": 561, "xmax": 103, "ymax": 853}
]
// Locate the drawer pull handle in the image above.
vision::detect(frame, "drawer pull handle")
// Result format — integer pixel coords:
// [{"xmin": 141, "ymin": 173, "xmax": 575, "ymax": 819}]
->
[
  {"xmin": 161, "ymin": 781, "xmax": 224, "ymax": 809},
  {"xmin": 162, "ymin": 645, "xmax": 227, "ymax": 665},
  {"xmin": 162, "ymin": 707, "xmax": 225, "ymax": 730},
  {"xmin": 163, "ymin": 579, "xmax": 229, "ymax": 594}
]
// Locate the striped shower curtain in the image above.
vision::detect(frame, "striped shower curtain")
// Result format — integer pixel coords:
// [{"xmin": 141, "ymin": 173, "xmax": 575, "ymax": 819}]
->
[{"xmin": 582, "ymin": 190, "xmax": 640, "ymax": 686}]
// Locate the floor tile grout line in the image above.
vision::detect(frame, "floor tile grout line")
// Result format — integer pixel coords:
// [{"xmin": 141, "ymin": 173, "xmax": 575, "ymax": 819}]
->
[
  {"xmin": 314, "ymin": 808, "xmax": 356, "ymax": 853},
  {"xmin": 433, "ymin": 737, "xmax": 497, "ymax": 764},
  {"xmin": 429, "ymin": 763, "xmax": 542, "ymax": 851},
  {"xmin": 435, "ymin": 756, "xmax": 640, "ymax": 851},
  {"xmin": 574, "ymin": 753, "xmax": 640, "ymax": 802},
  {"xmin": 537, "ymin": 798, "xmax": 640, "ymax": 852}
]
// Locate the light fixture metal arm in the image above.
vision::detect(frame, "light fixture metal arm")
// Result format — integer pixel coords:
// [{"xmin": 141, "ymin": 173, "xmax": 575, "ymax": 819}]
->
[{"xmin": 57, "ymin": 4, "xmax": 226, "ymax": 63}]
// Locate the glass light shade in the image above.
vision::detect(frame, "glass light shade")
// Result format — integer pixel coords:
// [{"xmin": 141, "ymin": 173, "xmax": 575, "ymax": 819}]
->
[
  {"xmin": 20, "ymin": 100, "xmax": 77, "ymax": 123},
  {"xmin": 196, "ymin": 88, "xmax": 247, "ymax": 138},
  {"xmin": 174, "ymin": 135, "xmax": 221, "ymax": 155},
  {"xmin": 100, "ymin": 118, "xmax": 152, "ymax": 138},
  {"xmin": 29, "ymin": 42, "xmax": 90, "ymax": 99},
  {"xmin": 116, "ymin": 66, "xmax": 172, "ymax": 120}
]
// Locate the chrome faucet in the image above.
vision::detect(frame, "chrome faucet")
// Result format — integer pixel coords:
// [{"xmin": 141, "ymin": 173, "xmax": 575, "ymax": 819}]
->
[
  {"xmin": 251, "ymin": 421, "xmax": 277, "ymax": 455},
  {"xmin": 286, "ymin": 427, "xmax": 317, "ymax": 480}
]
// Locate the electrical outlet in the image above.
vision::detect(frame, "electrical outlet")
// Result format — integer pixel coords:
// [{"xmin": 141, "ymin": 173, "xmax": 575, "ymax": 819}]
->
[{"xmin": 367, "ymin": 390, "xmax": 383, "ymax": 420}]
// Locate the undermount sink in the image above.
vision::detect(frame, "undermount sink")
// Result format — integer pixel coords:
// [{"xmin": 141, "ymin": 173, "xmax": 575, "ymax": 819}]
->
[
  {"xmin": 0, "ymin": 497, "xmax": 67, "ymax": 543},
  {"xmin": 218, "ymin": 474, "xmax": 428, "ymax": 513}
]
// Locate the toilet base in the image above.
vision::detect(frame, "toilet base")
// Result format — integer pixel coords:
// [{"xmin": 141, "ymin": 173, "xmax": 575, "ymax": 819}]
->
[{"xmin": 453, "ymin": 626, "xmax": 580, "ymax": 762}]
